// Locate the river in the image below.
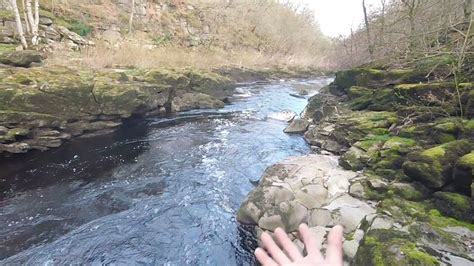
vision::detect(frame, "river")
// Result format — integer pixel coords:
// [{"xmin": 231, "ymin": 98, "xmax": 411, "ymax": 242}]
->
[{"xmin": 0, "ymin": 77, "xmax": 332, "ymax": 265}]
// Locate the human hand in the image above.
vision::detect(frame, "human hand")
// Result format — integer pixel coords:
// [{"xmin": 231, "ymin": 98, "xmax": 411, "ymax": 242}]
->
[{"xmin": 255, "ymin": 224, "xmax": 344, "ymax": 266}]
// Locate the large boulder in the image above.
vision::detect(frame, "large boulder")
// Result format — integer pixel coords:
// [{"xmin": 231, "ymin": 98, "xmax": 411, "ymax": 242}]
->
[
  {"xmin": 0, "ymin": 50, "xmax": 43, "ymax": 67},
  {"xmin": 433, "ymin": 192, "xmax": 473, "ymax": 222},
  {"xmin": 403, "ymin": 140, "xmax": 472, "ymax": 189},
  {"xmin": 284, "ymin": 118, "xmax": 309, "ymax": 133}
]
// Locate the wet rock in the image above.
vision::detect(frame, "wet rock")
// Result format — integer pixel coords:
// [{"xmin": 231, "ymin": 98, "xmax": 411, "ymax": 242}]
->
[
  {"xmin": 284, "ymin": 118, "xmax": 309, "ymax": 133},
  {"xmin": 0, "ymin": 50, "xmax": 43, "ymax": 67}
]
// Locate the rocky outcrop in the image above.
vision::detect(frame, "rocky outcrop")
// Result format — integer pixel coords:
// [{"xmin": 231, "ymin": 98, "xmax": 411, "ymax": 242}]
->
[
  {"xmin": 239, "ymin": 64, "xmax": 474, "ymax": 265},
  {"xmin": 237, "ymin": 155, "xmax": 378, "ymax": 262},
  {"xmin": 283, "ymin": 118, "xmax": 309, "ymax": 133},
  {"xmin": 0, "ymin": 66, "xmax": 232, "ymax": 154},
  {"xmin": 0, "ymin": 51, "xmax": 43, "ymax": 67}
]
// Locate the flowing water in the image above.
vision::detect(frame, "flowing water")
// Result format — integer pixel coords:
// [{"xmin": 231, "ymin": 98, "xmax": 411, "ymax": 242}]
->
[{"xmin": 0, "ymin": 77, "xmax": 332, "ymax": 265}]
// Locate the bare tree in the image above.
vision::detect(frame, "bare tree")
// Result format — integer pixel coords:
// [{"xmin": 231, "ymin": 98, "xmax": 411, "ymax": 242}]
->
[
  {"xmin": 362, "ymin": 0, "xmax": 374, "ymax": 57},
  {"xmin": 21, "ymin": 0, "xmax": 30, "ymax": 34},
  {"xmin": 128, "ymin": 0, "xmax": 135, "ymax": 33},
  {"xmin": 25, "ymin": 0, "xmax": 40, "ymax": 45},
  {"xmin": 465, "ymin": 0, "xmax": 472, "ymax": 23},
  {"xmin": 401, "ymin": 0, "xmax": 422, "ymax": 50},
  {"xmin": 10, "ymin": 0, "xmax": 28, "ymax": 49}
]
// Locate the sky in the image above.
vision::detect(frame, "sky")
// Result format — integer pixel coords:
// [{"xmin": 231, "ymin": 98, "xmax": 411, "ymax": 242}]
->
[{"xmin": 290, "ymin": 0, "xmax": 383, "ymax": 37}]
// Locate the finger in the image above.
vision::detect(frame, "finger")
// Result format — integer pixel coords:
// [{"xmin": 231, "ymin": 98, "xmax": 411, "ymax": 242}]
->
[
  {"xmin": 261, "ymin": 231, "xmax": 292, "ymax": 264},
  {"xmin": 299, "ymin": 224, "xmax": 323, "ymax": 260},
  {"xmin": 326, "ymin": 225, "xmax": 344, "ymax": 265},
  {"xmin": 255, "ymin": 247, "xmax": 278, "ymax": 266},
  {"xmin": 274, "ymin": 227, "xmax": 304, "ymax": 261}
]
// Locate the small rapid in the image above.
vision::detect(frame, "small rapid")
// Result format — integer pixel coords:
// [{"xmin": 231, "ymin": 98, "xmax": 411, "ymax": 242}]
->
[{"xmin": 0, "ymin": 77, "xmax": 332, "ymax": 265}]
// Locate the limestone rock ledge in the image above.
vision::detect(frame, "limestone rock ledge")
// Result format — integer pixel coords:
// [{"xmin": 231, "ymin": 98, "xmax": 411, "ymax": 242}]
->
[
  {"xmin": 237, "ymin": 154, "xmax": 378, "ymax": 262},
  {"xmin": 0, "ymin": 66, "xmax": 232, "ymax": 154}
]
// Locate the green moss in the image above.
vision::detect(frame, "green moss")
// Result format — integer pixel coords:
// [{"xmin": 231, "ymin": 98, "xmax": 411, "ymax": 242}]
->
[
  {"xmin": 433, "ymin": 192, "xmax": 472, "ymax": 222},
  {"xmin": 433, "ymin": 121, "xmax": 458, "ymax": 133},
  {"xmin": 354, "ymin": 229, "xmax": 439, "ymax": 266},
  {"xmin": 394, "ymin": 82, "xmax": 453, "ymax": 91},
  {"xmin": 457, "ymin": 152, "xmax": 474, "ymax": 168},
  {"xmin": 420, "ymin": 146, "xmax": 446, "ymax": 160},
  {"xmin": 429, "ymin": 209, "xmax": 474, "ymax": 231},
  {"xmin": 401, "ymin": 243, "xmax": 439, "ymax": 265}
]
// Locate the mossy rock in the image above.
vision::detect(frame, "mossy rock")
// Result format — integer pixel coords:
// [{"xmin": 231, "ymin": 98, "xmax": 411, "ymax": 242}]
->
[
  {"xmin": 353, "ymin": 229, "xmax": 439, "ymax": 266},
  {"xmin": 339, "ymin": 146, "xmax": 368, "ymax": 171},
  {"xmin": 144, "ymin": 68, "xmax": 191, "ymax": 89},
  {"xmin": 333, "ymin": 68, "xmax": 425, "ymax": 92},
  {"xmin": 0, "ymin": 127, "xmax": 29, "ymax": 143},
  {"xmin": 403, "ymin": 140, "xmax": 473, "ymax": 189},
  {"xmin": 433, "ymin": 192, "xmax": 473, "ymax": 222},
  {"xmin": 453, "ymin": 152, "xmax": 474, "ymax": 196},
  {"xmin": 0, "ymin": 50, "xmax": 43, "ymax": 68},
  {"xmin": 389, "ymin": 182, "xmax": 429, "ymax": 201},
  {"xmin": 463, "ymin": 88, "xmax": 474, "ymax": 118}
]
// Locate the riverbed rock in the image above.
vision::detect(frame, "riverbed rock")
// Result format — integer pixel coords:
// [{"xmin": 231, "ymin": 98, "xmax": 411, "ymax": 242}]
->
[
  {"xmin": 284, "ymin": 118, "xmax": 309, "ymax": 133},
  {"xmin": 0, "ymin": 50, "xmax": 43, "ymax": 67}
]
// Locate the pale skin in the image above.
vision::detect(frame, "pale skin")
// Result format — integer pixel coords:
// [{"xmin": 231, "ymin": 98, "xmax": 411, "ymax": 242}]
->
[{"xmin": 255, "ymin": 224, "xmax": 344, "ymax": 266}]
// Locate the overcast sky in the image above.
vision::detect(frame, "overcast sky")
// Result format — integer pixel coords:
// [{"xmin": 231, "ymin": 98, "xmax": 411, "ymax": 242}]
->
[{"xmin": 290, "ymin": 0, "xmax": 383, "ymax": 37}]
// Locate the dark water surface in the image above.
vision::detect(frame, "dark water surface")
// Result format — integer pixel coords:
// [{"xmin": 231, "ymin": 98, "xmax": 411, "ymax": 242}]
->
[{"xmin": 0, "ymin": 78, "xmax": 332, "ymax": 265}]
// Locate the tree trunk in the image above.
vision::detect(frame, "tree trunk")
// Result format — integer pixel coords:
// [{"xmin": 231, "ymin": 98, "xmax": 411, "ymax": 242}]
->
[
  {"xmin": 362, "ymin": 0, "xmax": 374, "ymax": 57},
  {"xmin": 128, "ymin": 0, "xmax": 135, "ymax": 33},
  {"xmin": 25, "ymin": 0, "xmax": 39, "ymax": 46},
  {"xmin": 10, "ymin": 0, "xmax": 28, "ymax": 49},
  {"xmin": 21, "ymin": 0, "xmax": 30, "ymax": 34}
]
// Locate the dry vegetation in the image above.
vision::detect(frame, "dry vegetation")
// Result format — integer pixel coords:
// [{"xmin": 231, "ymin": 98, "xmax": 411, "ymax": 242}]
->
[
  {"xmin": 43, "ymin": 0, "xmax": 331, "ymax": 69},
  {"xmin": 329, "ymin": 0, "xmax": 473, "ymax": 70}
]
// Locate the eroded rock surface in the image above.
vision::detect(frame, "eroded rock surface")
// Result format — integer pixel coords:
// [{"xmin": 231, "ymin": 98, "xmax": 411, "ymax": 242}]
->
[{"xmin": 237, "ymin": 154, "xmax": 376, "ymax": 261}]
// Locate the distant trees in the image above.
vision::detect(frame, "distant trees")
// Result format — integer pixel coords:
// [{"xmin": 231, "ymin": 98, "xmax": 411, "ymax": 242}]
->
[{"xmin": 329, "ymin": 0, "xmax": 474, "ymax": 69}]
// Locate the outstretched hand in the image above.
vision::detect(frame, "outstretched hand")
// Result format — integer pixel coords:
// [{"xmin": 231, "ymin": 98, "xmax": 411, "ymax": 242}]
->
[{"xmin": 255, "ymin": 224, "xmax": 344, "ymax": 266}]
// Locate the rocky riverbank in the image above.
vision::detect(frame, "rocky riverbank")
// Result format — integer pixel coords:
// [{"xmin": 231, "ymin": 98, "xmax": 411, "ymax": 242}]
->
[
  {"xmin": 238, "ymin": 64, "xmax": 473, "ymax": 265},
  {"xmin": 0, "ymin": 50, "xmax": 325, "ymax": 155}
]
